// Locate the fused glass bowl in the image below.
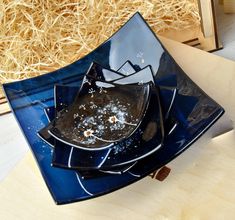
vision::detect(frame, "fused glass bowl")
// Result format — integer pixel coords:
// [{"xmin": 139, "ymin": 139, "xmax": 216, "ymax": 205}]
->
[
  {"xmin": 48, "ymin": 81, "xmax": 151, "ymax": 151},
  {"xmin": 38, "ymin": 62, "xmax": 164, "ymax": 170},
  {"xmin": 3, "ymin": 12, "xmax": 224, "ymax": 204},
  {"xmin": 38, "ymin": 61, "xmax": 164, "ymax": 180}
]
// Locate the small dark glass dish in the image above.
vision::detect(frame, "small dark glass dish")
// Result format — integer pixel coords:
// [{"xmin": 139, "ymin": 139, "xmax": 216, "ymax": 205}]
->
[
  {"xmin": 37, "ymin": 61, "xmax": 163, "ymax": 177},
  {"xmin": 38, "ymin": 61, "xmax": 164, "ymax": 170},
  {"xmin": 38, "ymin": 61, "xmax": 139, "ymax": 148},
  {"xmin": 49, "ymin": 82, "xmax": 163, "ymax": 169},
  {"xmin": 42, "ymin": 98, "xmax": 139, "ymax": 179},
  {"xmin": 47, "ymin": 78, "xmax": 151, "ymax": 151}
]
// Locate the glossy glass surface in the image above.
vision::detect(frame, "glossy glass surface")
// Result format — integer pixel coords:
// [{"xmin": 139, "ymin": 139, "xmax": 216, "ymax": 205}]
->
[
  {"xmin": 41, "ymin": 62, "xmax": 155, "ymax": 177},
  {"xmin": 51, "ymin": 84, "xmax": 163, "ymax": 169},
  {"xmin": 42, "ymin": 101, "xmax": 137, "ymax": 179},
  {"xmin": 49, "ymin": 80, "xmax": 151, "ymax": 151},
  {"xmin": 38, "ymin": 62, "xmax": 164, "ymax": 170},
  {"xmin": 46, "ymin": 62, "xmax": 163, "ymax": 170},
  {"xmin": 3, "ymin": 12, "xmax": 224, "ymax": 204}
]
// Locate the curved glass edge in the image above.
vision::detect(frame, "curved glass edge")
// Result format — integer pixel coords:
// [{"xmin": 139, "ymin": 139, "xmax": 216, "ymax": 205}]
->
[{"xmin": 2, "ymin": 12, "xmax": 225, "ymax": 204}]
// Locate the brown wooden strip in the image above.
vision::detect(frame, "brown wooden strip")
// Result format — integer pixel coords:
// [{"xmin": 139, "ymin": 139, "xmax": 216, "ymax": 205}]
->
[
  {"xmin": 186, "ymin": 40, "xmax": 200, "ymax": 46},
  {"xmin": 0, "ymin": 87, "xmax": 5, "ymax": 97},
  {"xmin": 0, "ymin": 86, "xmax": 11, "ymax": 115},
  {"xmin": 182, "ymin": 38, "xmax": 201, "ymax": 49},
  {"xmin": 0, "ymin": 98, "xmax": 7, "ymax": 104},
  {"xmin": 0, "ymin": 102, "xmax": 11, "ymax": 116},
  {"xmin": 211, "ymin": 0, "xmax": 220, "ymax": 49},
  {"xmin": 208, "ymin": 46, "xmax": 223, "ymax": 53},
  {"xmin": 0, "ymin": 110, "xmax": 11, "ymax": 116},
  {"xmin": 191, "ymin": 42, "xmax": 201, "ymax": 47},
  {"xmin": 182, "ymin": 38, "xmax": 199, "ymax": 44}
]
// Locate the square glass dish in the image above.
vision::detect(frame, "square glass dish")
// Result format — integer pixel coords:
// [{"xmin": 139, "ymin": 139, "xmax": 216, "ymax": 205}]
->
[{"xmin": 3, "ymin": 12, "xmax": 224, "ymax": 204}]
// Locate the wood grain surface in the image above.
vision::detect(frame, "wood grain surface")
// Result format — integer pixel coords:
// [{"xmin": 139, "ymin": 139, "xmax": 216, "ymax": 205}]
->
[
  {"xmin": 0, "ymin": 93, "xmax": 10, "ymax": 116},
  {"xmin": 223, "ymin": 0, "xmax": 235, "ymax": 13},
  {"xmin": 0, "ymin": 37, "xmax": 235, "ymax": 220}
]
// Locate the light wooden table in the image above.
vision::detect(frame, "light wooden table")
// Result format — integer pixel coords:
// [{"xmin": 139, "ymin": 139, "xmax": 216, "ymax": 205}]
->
[{"xmin": 0, "ymin": 37, "xmax": 235, "ymax": 220}]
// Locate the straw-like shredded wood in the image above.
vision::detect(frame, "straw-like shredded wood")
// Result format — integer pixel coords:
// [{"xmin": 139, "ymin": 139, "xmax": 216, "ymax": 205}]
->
[{"xmin": 0, "ymin": 0, "xmax": 200, "ymax": 86}]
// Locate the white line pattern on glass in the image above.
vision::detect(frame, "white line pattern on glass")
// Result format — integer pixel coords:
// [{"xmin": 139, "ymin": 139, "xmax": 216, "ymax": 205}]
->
[
  {"xmin": 128, "ymin": 171, "xmax": 141, "ymax": 178},
  {"xmin": 100, "ymin": 161, "xmax": 138, "ymax": 174},
  {"xmin": 68, "ymin": 147, "xmax": 74, "ymax": 168},
  {"xmin": 75, "ymin": 173, "xmax": 93, "ymax": 196},
  {"xmin": 165, "ymin": 88, "xmax": 177, "ymax": 119},
  {"xmin": 97, "ymin": 148, "xmax": 112, "ymax": 168},
  {"xmin": 168, "ymin": 123, "xmax": 177, "ymax": 135}
]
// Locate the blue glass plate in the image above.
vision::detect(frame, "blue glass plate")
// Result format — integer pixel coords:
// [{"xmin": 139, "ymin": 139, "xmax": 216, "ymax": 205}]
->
[{"xmin": 3, "ymin": 12, "xmax": 224, "ymax": 204}]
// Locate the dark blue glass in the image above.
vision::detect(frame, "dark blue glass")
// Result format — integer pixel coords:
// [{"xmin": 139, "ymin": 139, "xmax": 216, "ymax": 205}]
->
[
  {"xmin": 3, "ymin": 12, "xmax": 224, "ymax": 204},
  {"xmin": 42, "ymin": 100, "xmax": 137, "ymax": 179}
]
